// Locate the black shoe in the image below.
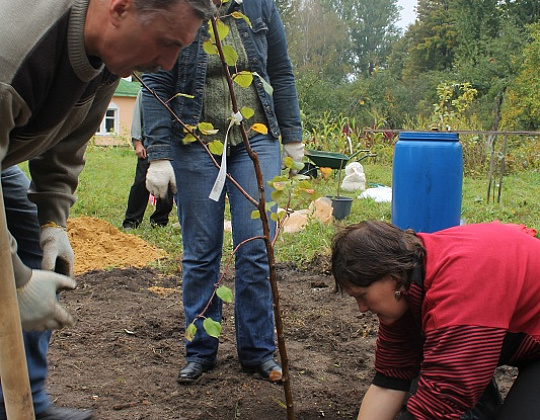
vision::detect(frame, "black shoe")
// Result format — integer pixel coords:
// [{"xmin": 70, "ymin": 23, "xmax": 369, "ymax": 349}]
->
[
  {"xmin": 122, "ymin": 221, "xmax": 139, "ymax": 230},
  {"xmin": 36, "ymin": 405, "xmax": 93, "ymax": 420},
  {"xmin": 242, "ymin": 359, "xmax": 283, "ymax": 382},
  {"xmin": 177, "ymin": 361, "xmax": 214, "ymax": 384}
]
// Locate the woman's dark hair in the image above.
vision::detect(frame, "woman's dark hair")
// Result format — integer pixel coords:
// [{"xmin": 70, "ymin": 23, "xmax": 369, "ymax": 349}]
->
[{"xmin": 331, "ymin": 220, "xmax": 426, "ymax": 292}]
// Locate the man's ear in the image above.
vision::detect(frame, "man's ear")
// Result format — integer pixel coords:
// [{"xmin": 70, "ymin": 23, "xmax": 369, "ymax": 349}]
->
[{"xmin": 109, "ymin": 0, "xmax": 132, "ymax": 26}]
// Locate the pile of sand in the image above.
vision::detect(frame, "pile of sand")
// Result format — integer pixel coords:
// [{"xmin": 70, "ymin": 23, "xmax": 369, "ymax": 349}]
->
[{"xmin": 67, "ymin": 216, "xmax": 167, "ymax": 275}]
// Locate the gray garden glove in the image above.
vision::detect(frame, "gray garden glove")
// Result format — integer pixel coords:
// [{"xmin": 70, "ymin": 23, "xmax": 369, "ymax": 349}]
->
[
  {"xmin": 146, "ymin": 159, "xmax": 177, "ymax": 198},
  {"xmin": 40, "ymin": 224, "xmax": 74, "ymax": 277},
  {"xmin": 17, "ymin": 269, "xmax": 77, "ymax": 331}
]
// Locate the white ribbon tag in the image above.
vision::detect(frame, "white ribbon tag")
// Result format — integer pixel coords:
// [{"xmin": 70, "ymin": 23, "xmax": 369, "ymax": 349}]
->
[{"xmin": 209, "ymin": 112, "xmax": 243, "ymax": 202}]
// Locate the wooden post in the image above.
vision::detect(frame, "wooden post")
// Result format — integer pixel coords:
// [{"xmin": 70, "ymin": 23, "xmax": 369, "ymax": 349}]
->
[{"xmin": 0, "ymin": 182, "xmax": 35, "ymax": 419}]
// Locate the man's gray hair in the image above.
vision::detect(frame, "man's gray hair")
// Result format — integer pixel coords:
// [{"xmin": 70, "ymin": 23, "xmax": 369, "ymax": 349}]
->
[{"xmin": 133, "ymin": 0, "xmax": 216, "ymax": 21}]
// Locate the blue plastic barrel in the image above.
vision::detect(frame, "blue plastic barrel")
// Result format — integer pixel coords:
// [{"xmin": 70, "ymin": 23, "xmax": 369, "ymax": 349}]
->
[{"xmin": 391, "ymin": 132, "xmax": 463, "ymax": 233}]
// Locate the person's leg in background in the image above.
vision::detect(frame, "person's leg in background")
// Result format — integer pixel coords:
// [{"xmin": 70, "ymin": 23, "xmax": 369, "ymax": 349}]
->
[
  {"xmin": 122, "ymin": 157, "xmax": 151, "ymax": 229},
  {"xmin": 227, "ymin": 134, "xmax": 281, "ymax": 375},
  {"xmin": 1, "ymin": 166, "xmax": 92, "ymax": 420},
  {"xmin": 496, "ymin": 359, "xmax": 540, "ymax": 420},
  {"xmin": 149, "ymin": 186, "xmax": 174, "ymax": 227}
]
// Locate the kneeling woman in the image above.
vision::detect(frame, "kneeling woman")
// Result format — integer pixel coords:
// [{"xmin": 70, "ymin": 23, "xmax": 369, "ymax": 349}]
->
[{"xmin": 331, "ymin": 221, "xmax": 540, "ymax": 420}]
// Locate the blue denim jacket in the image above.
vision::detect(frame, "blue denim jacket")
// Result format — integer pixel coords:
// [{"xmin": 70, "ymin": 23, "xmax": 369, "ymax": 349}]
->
[{"xmin": 142, "ymin": 0, "xmax": 302, "ymax": 161}]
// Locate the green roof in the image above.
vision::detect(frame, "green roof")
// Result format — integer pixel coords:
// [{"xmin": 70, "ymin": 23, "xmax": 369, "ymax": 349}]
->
[{"xmin": 114, "ymin": 79, "xmax": 141, "ymax": 97}]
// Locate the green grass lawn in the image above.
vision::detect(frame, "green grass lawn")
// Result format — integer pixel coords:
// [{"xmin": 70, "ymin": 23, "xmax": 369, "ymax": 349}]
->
[{"xmin": 20, "ymin": 144, "xmax": 540, "ymax": 271}]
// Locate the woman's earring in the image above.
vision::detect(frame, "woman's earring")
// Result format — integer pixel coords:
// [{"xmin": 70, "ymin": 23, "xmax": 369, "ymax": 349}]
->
[{"xmin": 394, "ymin": 290, "xmax": 402, "ymax": 301}]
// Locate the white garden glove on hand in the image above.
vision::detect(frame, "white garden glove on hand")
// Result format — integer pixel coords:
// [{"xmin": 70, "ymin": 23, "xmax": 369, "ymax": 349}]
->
[
  {"xmin": 146, "ymin": 159, "xmax": 177, "ymax": 199},
  {"xmin": 282, "ymin": 141, "xmax": 305, "ymax": 174},
  {"xmin": 40, "ymin": 225, "xmax": 75, "ymax": 277},
  {"xmin": 17, "ymin": 270, "xmax": 77, "ymax": 331},
  {"xmin": 283, "ymin": 142, "xmax": 305, "ymax": 164}
]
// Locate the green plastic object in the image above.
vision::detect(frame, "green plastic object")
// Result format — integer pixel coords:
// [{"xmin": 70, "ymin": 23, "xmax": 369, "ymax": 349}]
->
[{"xmin": 305, "ymin": 149, "xmax": 371, "ymax": 170}]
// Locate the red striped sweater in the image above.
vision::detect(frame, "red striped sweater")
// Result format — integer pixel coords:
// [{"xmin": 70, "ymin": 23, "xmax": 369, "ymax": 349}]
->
[{"xmin": 373, "ymin": 222, "xmax": 540, "ymax": 419}]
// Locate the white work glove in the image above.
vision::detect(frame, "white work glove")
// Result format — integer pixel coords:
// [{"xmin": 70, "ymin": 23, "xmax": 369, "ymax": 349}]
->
[
  {"xmin": 282, "ymin": 142, "xmax": 305, "ymax": 175},
  {"xmin": 146, "ymin": 159, "xmax": 177, "ymax": 199},
  {"xmin": 283, "ymin": 142, "xmax": 305, "ymax": 164},
  {"xmin": 17, "ymin": 269, "xmax": 77, "ymax": 331},
  {"xmin": 40, "ymin": 225, "xmax": 74, "ymax": 277}
]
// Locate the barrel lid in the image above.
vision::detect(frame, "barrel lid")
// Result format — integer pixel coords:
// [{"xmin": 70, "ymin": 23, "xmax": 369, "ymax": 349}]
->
[{"xmin": 399, "ymin": 131, "xmax": 459, "ymax": 141}]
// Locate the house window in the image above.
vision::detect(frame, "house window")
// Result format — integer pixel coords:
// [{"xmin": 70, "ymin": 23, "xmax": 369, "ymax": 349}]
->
[{"xmin": 96, "ymin": 102, "xmax": 119, "ymax": 135}]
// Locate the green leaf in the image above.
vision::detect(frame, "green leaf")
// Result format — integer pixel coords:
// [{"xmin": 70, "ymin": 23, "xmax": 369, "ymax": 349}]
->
[
  {"xmin": 283, "ymin": 156, "xmax": 294, "ymax": 169},
  {"xmin": 208, "ymin": 140, "xmax": 224, "ymax": 156},
  {"xmin": 182, "ymin": 133, "xmax": 197, "ymax": 144},
  {"xmin": 271, "ymin": 209, "xmax": 287, "ymax": 222},
  {"xmin": 222, "ymin": 45, "xmax": 238, "ymax": 66},
  {"xmin": 272, "ymin": 181, "xmax": 286, "ymax": 191},
  {"xmin": 240, "ymin": 107, "xmax": 255, "ymax": 120},
  {"xmin": 298, "ymin": 180, "xmax": 313, "ymax": 189},
  {"xmin": 203, "ymin": 317, "xmax": 222, "ymax": 339},
  {"xmin": 265, "ymin": 201, "xmax": 276, "ymax": 211},
  {"xmin": 215, "ymin": 19, "xmax": 230, "ymax": 41},
  {"xmin": 232, "ymin": 11, "xmax": 251, "ymax": 27},
  {"xmin": 253, "ymin": 72, "xmax": 273, "ymax": 95},
  {"xmin": 172, "ymin": 92, "xmax": 195, "ymax": 99},
  {"xmin": 198, "ymin": 122, "xmax": 218, "ymax": 135},
  {"xmin": 185, "ymin": 323, "xmax": 197, "ymax": 342},
  {"xmin": 292, "ymin": 160, "xmax": 305, "ymax": 171},
  {"xmin": 203, "ymin": 40, "xmax": 219, "ymax": 55},
  {"xmin": 299, "ymin": 189, "xmax": 315, "ymax": 200},
  {"xmin": 233, "ymin": 71, "xmax": 253, "ymax": 88},
  {"xmin": 269, "ymin": 175, "xmax": 289, "ymax": 184},
  {"xmin": 216, "ymin": 285, "xmax": 233, "ymax": 303},
  {"xmin": 251, "ymin": 209, "xmax": 260, "ymax": 219},
  {"xmin": 270, "ymin": 189, "xmax": 284, "ymax": 202}
]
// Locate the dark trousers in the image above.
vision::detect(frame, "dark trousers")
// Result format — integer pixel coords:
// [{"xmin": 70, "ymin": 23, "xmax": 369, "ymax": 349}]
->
[
  {"xmin": 123, "ymin": 157, "xmax": 173, "ymax": 227},
  {"xmin": 496, "ymin": 359, "xmax": 540, "ymax": 419}
]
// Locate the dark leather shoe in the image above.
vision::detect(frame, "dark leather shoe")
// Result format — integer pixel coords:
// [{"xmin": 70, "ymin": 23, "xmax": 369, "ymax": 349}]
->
[
  {"xmin": 242, "ymin": 359, "xmax": 283, "ymax": 382},
  {"xmin": 121, "ymin": 221, "xmax": 139, "ymax": 230},
  {"xmin": 35, "ymin": 405, "xmax": 93, "ymax": 420},
  {"xmin": 177, "ymin": 361, "xmax": 214, "ymax": 384}
]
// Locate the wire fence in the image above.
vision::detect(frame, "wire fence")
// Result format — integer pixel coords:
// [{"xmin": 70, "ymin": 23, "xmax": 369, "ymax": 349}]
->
[{"xmin": 359, "ymin": 128, "xmax": 540, "ymax": 204}]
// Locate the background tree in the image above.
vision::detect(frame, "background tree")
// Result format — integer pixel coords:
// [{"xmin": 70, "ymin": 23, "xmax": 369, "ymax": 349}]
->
[
  {"xmin": 500, "ymin": 23, "xmax": 540, "ymax": 130},
  {"xmin": 286, "ymin": 0, "xmax": 350, "ymax": 79},
  {"xmin": 401, "ymin": 0, "xmax": 455, "ymax": 79},
  {"xmin": 500, "ymin": 0, "xmax": 540, "ymax": 26},
  {"xmin": 282, "ymin": 0, "xmax": 540, "ymax": 133},
  {"xmin": 330, "ymin": 0, "xmax": 401, "ymax": 76}
]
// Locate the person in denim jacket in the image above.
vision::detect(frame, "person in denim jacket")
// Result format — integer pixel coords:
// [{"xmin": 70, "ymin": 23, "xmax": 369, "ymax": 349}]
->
[{"xmin": 142, "ymin": 0, "xmax": 304, "ymax": 384}]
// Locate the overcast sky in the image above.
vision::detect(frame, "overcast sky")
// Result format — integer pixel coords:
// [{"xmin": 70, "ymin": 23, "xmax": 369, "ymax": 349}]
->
[{"xmin": 396, "ymin": 0, "xmax": 418, "ymax": 29}]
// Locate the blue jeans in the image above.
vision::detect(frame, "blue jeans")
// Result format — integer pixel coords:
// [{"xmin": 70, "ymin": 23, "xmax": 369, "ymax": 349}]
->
[
  {"xmin": 173, "ymin": 134, "xmax": 280, "ymax": 367},
  {"xmin": 1, "ymin": 166, "xmax": 51, "ymax": 416}
]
